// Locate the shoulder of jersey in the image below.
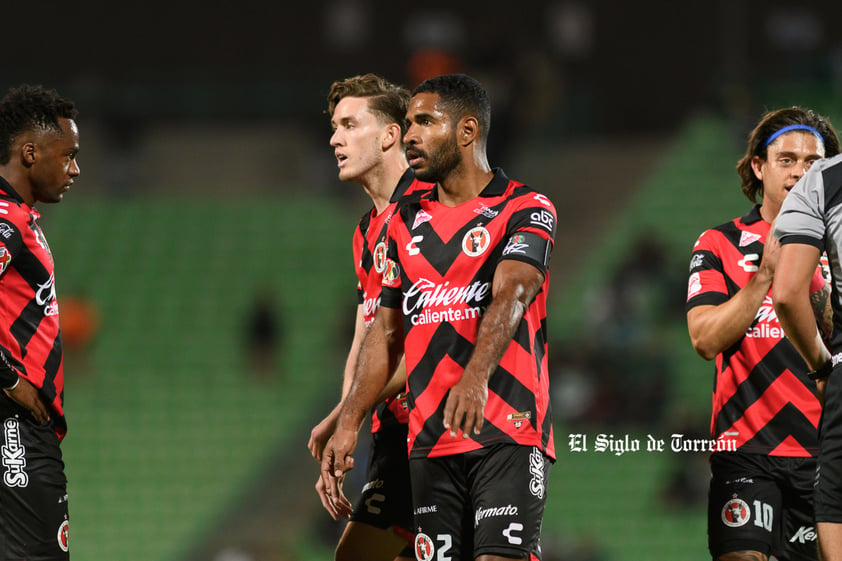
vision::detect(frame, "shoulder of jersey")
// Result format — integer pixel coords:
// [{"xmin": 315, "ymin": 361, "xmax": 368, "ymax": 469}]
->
[{"xmin": 0, "ymin": 197, "xmax": 27, "ymax": 226}]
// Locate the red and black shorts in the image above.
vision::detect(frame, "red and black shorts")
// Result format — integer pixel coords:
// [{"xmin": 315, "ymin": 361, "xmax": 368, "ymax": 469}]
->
[
  {"xmin": 708, "ymin": 451, "xmax": 816, "ymax": 561},
  {"xmin": 0, "ymin": 393, "xmax": 69, "ymax": 561},
  {"xmin": 409, "ymin": 443, "xmax": 551, "ymax": 561}
]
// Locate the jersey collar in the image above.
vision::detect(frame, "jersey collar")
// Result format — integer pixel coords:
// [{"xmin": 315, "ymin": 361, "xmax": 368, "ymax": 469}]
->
[
  {"xmin": 389, "ymin": 168, "xmax": 417, "ymax": 203},
  {"xmin": 0, "ymin": 175, "xmax": 24, "ymax": 205},
  {"xmin": 425, "ymin": 168, "xmax": 509, "ymax": 201},
  {"xmin": 739, "ymin": 204, "xmax": 764, "ymax": 225}
]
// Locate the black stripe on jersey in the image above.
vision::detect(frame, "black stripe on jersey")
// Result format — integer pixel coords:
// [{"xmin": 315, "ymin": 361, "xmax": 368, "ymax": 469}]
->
[
  {"xmin": 739, "ymin": 402, "xmax": 818, "ymax": 453},
  {"xmin": 823, "ymin": 159, "xmax": 842, "ymax": 212},
  {"xmin": 8, "ymin": 243, "xmax": 51, "ymax": 354},
  {"xmin": 716, "ymin": 338, "xmax": 806, "ymax": 432},
  {"xmin": 40, "ymin": 334, "xmax": 62, "ymax": 401}
]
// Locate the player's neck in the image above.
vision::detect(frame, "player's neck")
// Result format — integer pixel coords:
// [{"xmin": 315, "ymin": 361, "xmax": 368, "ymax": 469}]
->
[
  {"xmin": 0, "ymin": 167, "xmax": 33, "ymax": 207},
  {"xmin": 437, "ymin": 159, "xmax": 493, "ymax": 207},
  {"xmin": 361, "ymin": 157, "xmax": 409, "ymax": 215}
]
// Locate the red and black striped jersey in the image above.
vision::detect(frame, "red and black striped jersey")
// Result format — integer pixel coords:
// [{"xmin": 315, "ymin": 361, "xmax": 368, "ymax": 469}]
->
[
  {"xmin": 381, "ymin": 169, "xmax": 556, "ymax": 460},
  {"xmin": 687, "ymin": 205, "xmax": 824, "ymax": 457},
  {"xmin": 352, "ymin": 169, "xmax": 432, "ymax": 432},
  {"xmin": 0, "ymin": 177, "xmax": 66, "ymax": 440}
]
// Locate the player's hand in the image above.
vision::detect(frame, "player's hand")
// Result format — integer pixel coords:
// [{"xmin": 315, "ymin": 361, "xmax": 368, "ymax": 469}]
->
[
  {"xmin": 442, "ymin": 372, "xmax": 488, "ymax": 438},
  {"xmin": 759, "ymin": 224, "xmax": 781, "ymax": 282},
  {"xmin": 4, "ymin": 377, "xmax": 50, "ymax": 425},
  {"xmin": 308, "ymin": 411, "xmax": 339, "ymax": 462},
  {"xmin": 315, "ymin": 473, "xmax": 352, "ymax": 520},
  {"xmin": 320, "ymin": 428, "xmax": 358, "ymax": 511}
]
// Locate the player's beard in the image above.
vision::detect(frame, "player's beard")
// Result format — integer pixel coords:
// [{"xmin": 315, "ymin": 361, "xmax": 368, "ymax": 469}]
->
[{"xmin": 413, "ymin": 135, "xmax": 461, "ymax": 184}]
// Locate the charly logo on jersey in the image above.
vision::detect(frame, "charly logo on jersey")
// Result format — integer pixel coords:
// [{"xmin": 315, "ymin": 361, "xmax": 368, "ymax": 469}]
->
[
  {"xmin": 2, "ymin": 419, "xmax": 29, "ymax": 488},
  {"xmin": 738, "ymin": 253, "xmax": 760, "ymax": 273},
  {"xmin": 412, "ymin": 210, "xmax": 433, "ymax": 230},
  {"xmin": 36, "ymin": 273, "xmax": 58, "ymax": 317},
  {"xmin": 533, "ymin": 193, "xmax": 552, "ymax": 207},
  {"xmin": 462, "ymin": 226, "xmax": 491, "ymax": 257},
  {"xmin": 507, "ymin": 411, "xmax": 531, "ymax": 428},
  {"xmin": 739, "ymin": 231, "xmax": 762, "ymax": 247},
  {"xmin": 0, "ymin": 247, "xmax": 10, "ymax": 275},
  {"xmin": 528, "ymin": 447, "xmax": 545, "ymax": 499},
  {"xmin": 530, "ymin": 209, "xmax": 554, "ymax": 233},
  {"xmin": 406, "ymin": 235, "xmax": 423, "ymax": 256},
  {"xmin": 373, "ymin": 241, "xmax": 387, "ymax": 273},
  {"xmin": 414, "ymin": 532, "xmax": 435, "ymax": 561},
  {"xmin": 721, "ymin": 495, "xmax": 750, "ymax": 527}
]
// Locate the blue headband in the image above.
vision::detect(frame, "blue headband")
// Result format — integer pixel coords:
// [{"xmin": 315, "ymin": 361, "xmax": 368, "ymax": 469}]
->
[{"xmin": 764, "ymin": 124, "xmax": 824, "ymax": 148}]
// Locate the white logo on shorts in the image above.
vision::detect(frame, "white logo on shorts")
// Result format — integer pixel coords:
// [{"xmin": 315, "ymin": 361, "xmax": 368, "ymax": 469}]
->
[
  {"xmin": 2, "ymin": 419, "xmax": 28, "ymax": 488},
  {"xmin": 528, "ymin": 447, "xmax": 545, "ymax": 499},
  {"xmin": 502, "ymin": 522, "xmax": 523, "ymax": 545}
]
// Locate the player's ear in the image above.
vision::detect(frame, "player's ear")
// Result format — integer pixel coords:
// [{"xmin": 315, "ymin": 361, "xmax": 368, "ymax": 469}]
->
[
  {"xmin": 750, "ymin": 155, "xmax": 765, "ymax": 181},
  {"xmin": 460, "ymin": 117, "xmax": 479, "ymax": 147},
  {"xmin": 382, "ymin": 123, "xmax": 401, "ymax": 151},
  {"xmin": 20, "ymin": 142, "xmax": 36, "ymax": 167}
]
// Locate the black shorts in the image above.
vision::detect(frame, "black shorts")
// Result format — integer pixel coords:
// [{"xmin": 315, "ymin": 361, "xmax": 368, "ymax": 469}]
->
[
  {"xmin": 350, "ymin": 422, "xmax": 413, "ymax": 551},
  {"xmin": 409, "ymin": 444, "xmax": 551, "ymax": 561},
  {"xmin": 0, "ymin": 393, "xmax": 69, "ymax": 561},
  {"xmin": 816, "ymin": 364, "xmax": 842, "ymax": 522},
  {"xmin": 708, "ymin": 452, "xmax": 817, "ymax": 561}
]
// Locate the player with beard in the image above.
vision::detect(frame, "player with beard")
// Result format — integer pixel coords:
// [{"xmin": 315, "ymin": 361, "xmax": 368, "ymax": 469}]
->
[
  {"xmin": 307, "ymin": 73, "xmax": 432, "ymax": 561},
  {"xmin": 321, "ymin": 74, "xmax": 556, "ymax": 561}
]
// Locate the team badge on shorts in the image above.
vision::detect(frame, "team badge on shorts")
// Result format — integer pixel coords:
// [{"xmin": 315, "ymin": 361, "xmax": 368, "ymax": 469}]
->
[
  {"xmin": 721, "ymin": 495, "xmax": 750, "ymax": 527},
  {"xmin": 415, "ymin": 532, "xmax": 435, "ymax": 561},
  {"xmin": 57, "ymin": 519, "xmax": 69, "ymax": 552},
  {"xmin": 462, "ymin": 226, "xmax": 490, "ymax": 257}
]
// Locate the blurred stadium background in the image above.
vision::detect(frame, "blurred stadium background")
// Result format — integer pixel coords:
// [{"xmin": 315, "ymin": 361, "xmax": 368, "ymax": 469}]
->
[{"xmin": 5, "ymin": 0, "xmax": 842, "ymax": 559}]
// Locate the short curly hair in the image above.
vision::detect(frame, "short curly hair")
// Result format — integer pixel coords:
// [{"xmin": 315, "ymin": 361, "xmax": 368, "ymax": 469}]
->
[
  {"xmin": 0, "ymin": 85, "xmax": 78, "ymax": 166},
  {"xmin": 736, "ymin": 106, "xmax": 840, "ymax": 203}
]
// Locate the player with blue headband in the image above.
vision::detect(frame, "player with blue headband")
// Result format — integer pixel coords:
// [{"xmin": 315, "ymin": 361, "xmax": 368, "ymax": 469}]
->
[{"xmin": 688, "ymin": 106, "xmax": 840, "ymax": 561}]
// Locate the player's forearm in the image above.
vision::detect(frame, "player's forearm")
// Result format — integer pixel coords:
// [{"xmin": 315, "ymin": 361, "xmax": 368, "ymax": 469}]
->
[
  {"xmin": 374, "ymin": 356, "xmax": 407, "ymax": 403},
  {"xmin": 777, "ymin": 294, "xmax": 830, "ymax": 370},
  {"xmin": 336, "ymin": 310, "xmax": 403, "ymax": 431},
  {"xmin": 688, "ymin": 273, "xmax": 772, "ymax": 360},
  {"xmin": 464, "ymin": 273, "xmax": 536, "ymax": 383}
]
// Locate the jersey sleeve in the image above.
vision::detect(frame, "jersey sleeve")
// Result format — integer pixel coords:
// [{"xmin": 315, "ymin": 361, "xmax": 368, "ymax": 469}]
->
[
  {"xmin": 500, "ymin": 191, "xmax": 557, "ymax": 274},
  {"xmin": 0, "ymin": 213, "xmax": 24, "ymax": 386},
  {"xmin": 686, "ymin": 229, "xmax": 729, "ymax": 310},
  {"xmin": 379, "ymin": 211, "xmax": 403, "ymax": 310},
  {"xmin": 775, "ymin": 166, "xmax": 827, "ymax": 250}
]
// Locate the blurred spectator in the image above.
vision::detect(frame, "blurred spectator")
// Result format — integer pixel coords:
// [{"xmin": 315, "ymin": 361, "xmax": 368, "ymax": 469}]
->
[{"xmin": 242, "ymin": 290, "xmax": 283, "ymax": 379}]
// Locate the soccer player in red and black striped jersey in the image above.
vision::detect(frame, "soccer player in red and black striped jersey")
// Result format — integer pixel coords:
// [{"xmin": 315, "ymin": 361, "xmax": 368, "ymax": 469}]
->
[
  {"xmin": 687, "ymin": 107, "xmax": 839, "ymax": 561},
  {"xmin": 307, "ymin": 74, "xmax": 432, "ymax": 561},
  {"xmin": 0, "ymin": 85, "xmax": 80, "ymax": 559},
  {"xmin": 322, "ymin": 74, "xmax": 555, "ymax": 561}
]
